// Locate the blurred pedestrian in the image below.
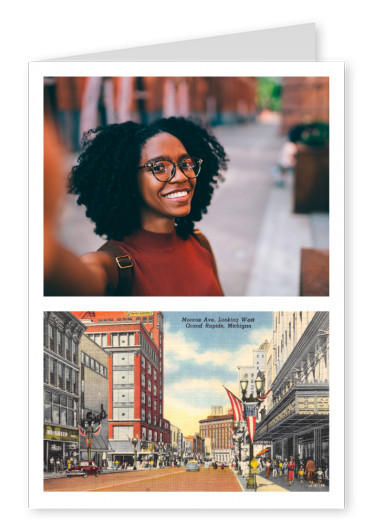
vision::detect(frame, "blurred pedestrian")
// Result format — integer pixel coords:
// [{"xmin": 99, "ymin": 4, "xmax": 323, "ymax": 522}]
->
[
  {"xmin": 298, "ymin": 466, "xmax": 304, "ymax": 484},
  {"xmin": 316, "ymin": 467, "xmax": 324, "ymax": 487},
  {"xmin": 282, "ymin": 458, "xmax": 288, "ymax": 481},
  {"xmin": 278, "ymin": 459, "xmax": 283, "ymax": 477},
  {"xmin": 272, "ymin": 459, "xmax": 278, "ymax": 478},
  {"xmin": 287, "ymin": 457, "xmax": 295, "ymax": 485},
  {"xmin": 45, "ymin": 117, "xmax": 227, "ymax": 296},
  {"xmin": 49, "ymin": 456, "xmax": 55, "ymax": 473},
  {"xmin": 305, "ymin": 457, "xmax": 316, "ymax": 487},
  {"xmin": 265, "ymin": 458, "xmax": 271, "ymax": 478}
]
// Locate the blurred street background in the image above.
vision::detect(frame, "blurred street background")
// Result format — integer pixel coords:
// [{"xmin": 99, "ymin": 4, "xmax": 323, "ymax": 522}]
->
[{"xmin": 45, "ymin": 76, "xmax": 329, "ymax": 296}]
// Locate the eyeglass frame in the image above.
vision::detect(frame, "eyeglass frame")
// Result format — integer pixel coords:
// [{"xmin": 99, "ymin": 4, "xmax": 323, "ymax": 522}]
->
[{"xmin": 138, "ymin": 156, "xmax": 203, "ymax": 182}]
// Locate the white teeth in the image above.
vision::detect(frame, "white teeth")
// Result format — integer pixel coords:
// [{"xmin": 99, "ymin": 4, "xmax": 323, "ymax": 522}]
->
[{"xmin": 165, "ymin": 191, "xmax": 188, "ymax": 199}]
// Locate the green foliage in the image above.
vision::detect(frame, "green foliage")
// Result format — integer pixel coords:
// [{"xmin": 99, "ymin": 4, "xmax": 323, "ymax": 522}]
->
[{"xmin": 257, "ymin": 77, "xmax": 282, "ymax": 111}]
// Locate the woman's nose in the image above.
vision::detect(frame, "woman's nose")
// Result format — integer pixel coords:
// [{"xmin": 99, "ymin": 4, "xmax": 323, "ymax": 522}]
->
[{"xmin": 169, "ymin": 164, "xmax": 188, "ymax": 182}]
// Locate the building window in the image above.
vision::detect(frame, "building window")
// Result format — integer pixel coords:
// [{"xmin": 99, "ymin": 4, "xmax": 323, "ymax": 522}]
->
[
  {"xmin": 48, "ymin": 324, "xmax": 54, "ymax": 351},
  {"xmin": 141, "ymin": 392, "xmax": 146, "ymax": 404},
  {"xmin": 141, "ymin": 373, "xmax": 146, "ymax": 387},
  {"xmin": 57, "ymin": 330, "xmax": 63, "ymax": 355},
  {"xmin": 113, "ymin": 352, "xmax": 134, "ymax": 366},
  {"xmin": 153, "ymin": 385, "xmax": 157, "ymax": 396},
  {"xmin": 141, "ymin": 409, "xmax": 145, "ymax": 421},
  {"xmin": 148, "ymin": 412, "xmax": 151, "ymax": 424},
  {"xmin": 113, "ymin": 426, "xmax": 133, "ymax": 440},
  {"xmin": 147, "ymin": 362, "xmax": 151, "ymax": 375},
  {"xmin": 113, "ymin": 389, "xmax": 134, "ymax": 403},
  {"xmin": 113, "ymin": 407, "xmax": 134, "ymax": 420},
  {"xmin": 147, "ymin": 380, "xmax": 151, "ymax": 392},
  {"xmin": 141, "ymin": 356, "xmax": 146, "ymax": 369},
  {"xmin": 113, "ymin": 370, "xmax": 134, "ymax": 385}
]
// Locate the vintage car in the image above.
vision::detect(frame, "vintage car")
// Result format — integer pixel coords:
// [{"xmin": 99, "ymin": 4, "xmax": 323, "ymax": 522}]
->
[
  {"xmin": 185, "ymin": 460, "xmax": 200, "ymax": 472},
  {"xmin": 66, "ymin": 460, "xmax": 101, "ymax": 478}
]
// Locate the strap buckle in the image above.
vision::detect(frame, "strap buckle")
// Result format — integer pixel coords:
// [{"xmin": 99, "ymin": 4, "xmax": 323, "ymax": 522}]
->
[{"xmin": 115, "ymin": 255, "xmax": 133, "ymax": 269}]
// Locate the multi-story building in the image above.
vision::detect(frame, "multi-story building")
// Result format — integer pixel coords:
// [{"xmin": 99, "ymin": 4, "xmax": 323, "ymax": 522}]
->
[
  {"xmin": 72, "ymin": 311, "xmax": 170, "ymax": 466},
  {"xmin": 78, "ymin": 334, "xmax": 109, "ymax": 466},
  {"xmin": 255, "ymin": 312, "xmax": 329, "ymax": 469},
  {"xmin": 199, "ymin": 407, "xmax": 234, "ymax": 464},
  {"xmin": 43, "ymin": 312, "xmax": 86, "ymax": 471}
]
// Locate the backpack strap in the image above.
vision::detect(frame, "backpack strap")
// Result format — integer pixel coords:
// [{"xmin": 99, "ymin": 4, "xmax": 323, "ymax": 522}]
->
[
  {"xmin": 97, "ymin": 241, "xmax": 134, "ymax": 296},
  {"xmin": 193, "ymin": 229, "xmax": 224, "ymax": 295}
]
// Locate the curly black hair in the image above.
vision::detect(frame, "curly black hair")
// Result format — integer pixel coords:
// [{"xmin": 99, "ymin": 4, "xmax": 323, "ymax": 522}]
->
[{"xmin": 68, "ymin": 116, "xmax": 228, "ymax": 240}]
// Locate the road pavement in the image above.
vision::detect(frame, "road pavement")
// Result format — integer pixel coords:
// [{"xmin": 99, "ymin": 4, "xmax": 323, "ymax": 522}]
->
[{"xmin": 44, "ymin": 466, "xmax": 242, "ymax": 492}]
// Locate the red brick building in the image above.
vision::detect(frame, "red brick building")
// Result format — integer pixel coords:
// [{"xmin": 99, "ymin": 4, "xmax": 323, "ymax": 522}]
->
[{"xmin": 72, "ymin": 311, "xmax": 170, "ymax": 463}]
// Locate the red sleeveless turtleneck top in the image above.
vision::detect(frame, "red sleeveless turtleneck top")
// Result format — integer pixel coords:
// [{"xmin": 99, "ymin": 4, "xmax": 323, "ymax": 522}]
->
[{"xmin": 113, "ymin": 228, "xmax": 223, "ymax": 296}]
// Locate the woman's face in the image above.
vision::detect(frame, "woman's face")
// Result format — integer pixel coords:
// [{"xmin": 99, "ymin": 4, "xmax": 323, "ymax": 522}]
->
[{"xmin": 137, "ymin": 132, "xmax": 196, "ymax": 229}]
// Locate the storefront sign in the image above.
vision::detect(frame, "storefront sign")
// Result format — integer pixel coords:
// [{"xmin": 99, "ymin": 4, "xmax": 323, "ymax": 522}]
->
[{"xmin": 44, "ymin": 425, "xmax": 79, "ymax": 442}]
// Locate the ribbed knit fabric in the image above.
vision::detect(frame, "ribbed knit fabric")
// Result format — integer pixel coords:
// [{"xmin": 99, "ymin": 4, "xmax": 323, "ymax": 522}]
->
[{"xmin": 113, "ymin": 228, "xmax": 223, "ymax": 296}]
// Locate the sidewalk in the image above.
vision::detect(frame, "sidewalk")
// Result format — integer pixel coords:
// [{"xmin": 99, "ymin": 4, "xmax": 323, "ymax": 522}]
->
[
  {"xmin": 232, "ymin": 468, "xmax": 288, "ymax": 492},
  {"xmin": 238, "ymin": 469, "xmax": 329, "ymax": 493},
  {"xmin": 245, "ymin": 173, "xmax": 329, "ymax": 296}
]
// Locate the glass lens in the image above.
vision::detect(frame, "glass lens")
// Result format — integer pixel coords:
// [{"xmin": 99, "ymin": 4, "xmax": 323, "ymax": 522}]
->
[
  {"xmin": 152, "ymin": 160, "xmax": 173, "ymax": 181},
  {"xmin": 180, "ymin": 157, "xmax": 201, "ymax": 177}
]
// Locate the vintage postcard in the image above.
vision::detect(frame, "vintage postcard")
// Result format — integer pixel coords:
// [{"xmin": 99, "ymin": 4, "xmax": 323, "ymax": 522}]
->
[{"xmin": 30, "ymin": 309, "xmax": 343, "ymax": 509}]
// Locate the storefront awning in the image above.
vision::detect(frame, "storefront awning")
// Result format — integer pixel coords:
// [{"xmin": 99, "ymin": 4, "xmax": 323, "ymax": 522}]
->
[{"xmin": 256, "ymin": 448, "xmax": 271, "ymax": 456}]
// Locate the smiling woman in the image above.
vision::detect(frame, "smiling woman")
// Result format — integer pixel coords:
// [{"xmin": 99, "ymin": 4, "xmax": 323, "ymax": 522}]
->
[{"xmin": 44, "ymin": 117, "xmax": 228, "ymax": 296}]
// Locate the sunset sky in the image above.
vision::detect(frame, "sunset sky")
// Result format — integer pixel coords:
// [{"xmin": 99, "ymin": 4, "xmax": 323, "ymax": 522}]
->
[{"xmin": 163, "ymin": 312, "xmax": 273, "ymax": 436}]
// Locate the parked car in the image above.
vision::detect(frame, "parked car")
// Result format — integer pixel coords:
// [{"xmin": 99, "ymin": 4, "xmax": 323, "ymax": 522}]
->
[
  {"xmin": 185, "ymin": 460, "xmax": 200, "ymax": 472},
  {"xmin": 66, "ymin": 460, "xmax": 101, "ymax": 478}
]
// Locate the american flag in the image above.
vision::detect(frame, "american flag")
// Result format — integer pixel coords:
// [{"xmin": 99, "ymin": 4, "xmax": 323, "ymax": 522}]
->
[
  {"xmin": 257, "ymin": 390, "xmax": 271, "ymax": 402},
  {"xmin": 93, "ymin": 424, "xmax": 101, "ymax": 436},
  {"xmin": 244, "ymin": 403, "xmax": 257, "ymax": 442},
  {"xmin": 224, "ymin": 387, "xmax": 243, "ymax": 421}
]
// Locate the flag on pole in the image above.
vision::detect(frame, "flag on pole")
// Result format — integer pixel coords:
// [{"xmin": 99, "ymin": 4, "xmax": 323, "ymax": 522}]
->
[
  {"xmin": 93, "ymin": 424, "xmax": 101, "ymax": 436},
  {"xmin": 79, "ymin": 426, "xmax": 87, "ymax": 437},
  {"xmin": 244, "ymin": 403, "xmax": 257, "ymax": 442},
  {"xmin": 224, "ymin": 387, "xmax": 243, "ymax": 421},
  {"xmin": 257, "ymin": 389, "xmax": 271, "ymax": 402}
]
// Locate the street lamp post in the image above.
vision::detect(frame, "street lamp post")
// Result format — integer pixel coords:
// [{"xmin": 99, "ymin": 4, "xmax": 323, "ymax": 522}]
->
[
  {"xmin": 131, "ymin": 436, "xmax": 139, "ymax": 470},
  {"xmin": 240, "ymin": 374, "xmax": 263, "ymax": 490}
]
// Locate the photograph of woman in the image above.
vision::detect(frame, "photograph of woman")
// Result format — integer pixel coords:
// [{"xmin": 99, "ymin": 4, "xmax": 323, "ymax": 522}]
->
[{"xmin": 44, "ymin": 116, "xmax": 227, "ymax": 296}]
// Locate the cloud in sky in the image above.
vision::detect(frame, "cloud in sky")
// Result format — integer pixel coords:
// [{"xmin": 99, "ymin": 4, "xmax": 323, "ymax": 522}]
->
[{"xmin": 162, "ymin": 312, "xmax": 273, "ymax": 434}]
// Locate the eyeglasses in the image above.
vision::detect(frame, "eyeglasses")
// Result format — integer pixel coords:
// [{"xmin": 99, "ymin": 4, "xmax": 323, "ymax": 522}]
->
[{"xmin": 138, "ymin": 156, "xmax": 203, "ymax": 182}]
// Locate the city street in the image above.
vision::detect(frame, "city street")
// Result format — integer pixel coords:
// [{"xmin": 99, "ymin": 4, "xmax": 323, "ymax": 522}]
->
[{"xmin": 44, "ymin": 466, "xmax": 242, "ymax": 492}]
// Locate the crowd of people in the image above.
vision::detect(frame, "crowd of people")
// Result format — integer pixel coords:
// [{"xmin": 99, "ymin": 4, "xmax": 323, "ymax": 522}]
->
[{"xmin": 262, "ymin": 456, "xmax": 328, "ymax": 488}]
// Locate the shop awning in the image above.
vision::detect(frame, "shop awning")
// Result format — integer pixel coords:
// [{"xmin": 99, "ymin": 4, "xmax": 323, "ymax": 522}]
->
[{"xmin": 256, "ymin": 448, "xmax": 271, "ymax": 456}]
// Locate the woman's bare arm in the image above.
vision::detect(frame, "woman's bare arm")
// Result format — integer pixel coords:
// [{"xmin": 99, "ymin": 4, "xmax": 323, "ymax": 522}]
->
[{"xmin": 44, "ymin": 227, "xmax": 118, "ymax": 295}]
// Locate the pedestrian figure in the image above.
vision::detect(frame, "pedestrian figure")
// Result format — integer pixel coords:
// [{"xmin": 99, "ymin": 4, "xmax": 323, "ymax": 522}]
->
[
  {"xmin": 298, "ymin": 467, "xmax": 304, "ymax": 484},
  {"xmin": 282, "ymin": 458, "xmax": 288, "ymax": 481},
  {"xmin": 265, "ymin": 458, "xmax": 271, "ymax": 478},
  {"xmin": 287, "ymin": 457, "xmax": 295, "ymax": 485},
  {"xmin": 121, "ymin": 461, "xmax": 125, "ymax": 469},
  {"xmin": 305, "ymin": 457, "xmax": 316, "ymax": 487},
  {"xmin": 67, "ymin": 458, "xmax": 70, "ymax": 470},
  {"xmin": 272, "ymin": 459, "xmax": 278, "ymax": 478},
  {"xmin": 115, "ymin": 460, "xmax": 119, "ymax": 469},
  {"xmin": 221, "ymin": 463, "xmax": 225, "ymax": 470},
  {"xmin": 49, "ymin": 456, "xmax": 55, "ymax": 473},
  {"xmin": 316, "ymin": 467, "xmax": 324, "ymax": 487},
  {"xmin": 279, "ymin": 459, "xmax": 283, "ymax": 477},
  {"xmin": 56, "ymin": 458, "xmax": 61, "ymax": 473}
]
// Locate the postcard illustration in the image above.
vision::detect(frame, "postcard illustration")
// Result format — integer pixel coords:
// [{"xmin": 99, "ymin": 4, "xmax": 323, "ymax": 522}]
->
[{"xmin": 42, "ymin": 310, "xmax": 329, "ymax": 494}]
